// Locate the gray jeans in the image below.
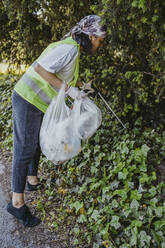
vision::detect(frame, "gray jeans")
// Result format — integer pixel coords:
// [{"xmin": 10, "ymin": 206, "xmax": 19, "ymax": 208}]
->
[{"xmin": 12, "ymin": 90, "xmax": 44, "ymax": 193}]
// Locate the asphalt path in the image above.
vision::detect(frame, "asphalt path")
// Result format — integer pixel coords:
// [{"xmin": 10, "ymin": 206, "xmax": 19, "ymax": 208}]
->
[{"xmin": 0, "ymin": 160, "xmax": 24, "ymax": 248}]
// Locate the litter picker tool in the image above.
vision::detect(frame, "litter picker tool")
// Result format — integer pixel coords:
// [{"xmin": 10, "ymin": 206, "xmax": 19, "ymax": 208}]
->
[
  {"xmin": 84, "ymin": 80, "xmax": 126, "ymax": 129},
  {"xmin": 66, "ymin": 81, "xmax": 126, "ymax": 129}
]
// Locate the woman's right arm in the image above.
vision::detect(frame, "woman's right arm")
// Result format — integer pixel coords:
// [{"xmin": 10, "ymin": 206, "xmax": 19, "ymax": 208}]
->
[{"xmin": 34, "ymin": 63, "xmax": 68, "ymax": 90}]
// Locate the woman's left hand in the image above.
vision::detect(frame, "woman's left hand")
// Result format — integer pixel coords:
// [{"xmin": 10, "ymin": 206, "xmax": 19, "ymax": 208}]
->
[{"xmin": 76, "ymin": 81, "xmax": 84, "ymax": 87}]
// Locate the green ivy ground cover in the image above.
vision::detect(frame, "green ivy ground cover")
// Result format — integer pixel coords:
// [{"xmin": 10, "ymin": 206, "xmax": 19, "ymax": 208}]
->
[{"xmin": 0, "ymin": 74, "xmax": 165, "ymax": 248}]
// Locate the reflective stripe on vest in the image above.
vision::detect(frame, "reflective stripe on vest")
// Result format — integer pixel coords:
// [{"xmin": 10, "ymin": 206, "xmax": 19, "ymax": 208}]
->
[
  {"xmin": 21, "ymin": 74, "xmax": 52, "ymax": 105},
  {"xmin": 14, "ymin": 37, "xmax": 80, "ymax": 113}
]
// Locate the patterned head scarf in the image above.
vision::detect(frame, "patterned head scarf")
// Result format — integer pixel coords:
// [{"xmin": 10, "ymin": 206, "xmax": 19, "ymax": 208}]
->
[{"xmin": 64, "ymin": 15, "xmax": 106, "ymax": 39}]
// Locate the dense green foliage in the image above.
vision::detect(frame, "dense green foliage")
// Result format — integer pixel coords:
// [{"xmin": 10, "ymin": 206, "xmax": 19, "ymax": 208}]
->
[
  {"xmin": 94, "ymin": 0, "xmax": 165, "ymax": 124},
  {"xmin": 0, "ymin": 74, "xmax": 14, "ymax": 148},
  {"xmin": 0, "ymin": 75, "xmax": 165, "ymax": 247},
  {"xmin": 0, "ymin": 0, "xmax": 93, "ymax": 65},
  {"xmin": 0, "ymin": 0, "xmax": 165, "ymax": 247},
  {"xmin": 1, "ymin": 0, "xmax": 165, "ymax": 122}
]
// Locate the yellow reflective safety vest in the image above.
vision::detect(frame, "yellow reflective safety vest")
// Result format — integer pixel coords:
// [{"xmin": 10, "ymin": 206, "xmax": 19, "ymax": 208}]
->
[{"xmin": 14, "ymin": 37, "xmax": 80, "ymax": 113}]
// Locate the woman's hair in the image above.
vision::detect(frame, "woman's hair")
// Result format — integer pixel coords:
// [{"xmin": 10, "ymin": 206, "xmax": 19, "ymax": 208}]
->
[
  {"xmin": 72, "ymin": 33, "xmax": 93, "ymax": 54},
  {"xmin": 72, "ymin": 24, "xmax": 107, "ymax": 54}
]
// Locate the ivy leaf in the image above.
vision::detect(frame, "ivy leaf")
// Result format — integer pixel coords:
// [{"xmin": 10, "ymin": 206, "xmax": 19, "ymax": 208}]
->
[
  {"xmin": 138, "ymin": 231, "xmax": 151, "ymax": 247},
  {"xmin": 72, "ymin": 201, "xmax": 84, "ymax": 214},
  {"xmin": 130, "ymin": 190, "xmax": 142, "ymax": 200},
  {"xmin": 90, "ymin": 181, "xmax": 102, "ymax": 191},
  {"xmin": 150, "ymin": 198, "xmax": 158, "ymax": 208},
  {"xmin": 130, "ymin": 199, "xmax": 140, "ymax": 210},
  {"xmin": 140, "ymin": 173, "xmax": 149, "ymax": 184},
  {"xmin": 110, "ymin": 216, "xmax": 121, "ymax": 229},
  {"xmin": 77, "ymin": 214, "xmax": 87, "ymax": 223},
  {"xmin": 149, "ymin": 186, "xmax": 157, "ymax": 197},
  {"xmin": 78, "ymin": 182, "xmax": 87, "ymax": 194},
  {"xmin": 93, "ymin": 243, "xmax": 100, "ymax": 248},
  {"xmin": 112, "ymin": 199, "xmax": 119, "ymax": 208},
  {"xmin": 130, "ymin": 227, "xmax": 138, "ymax": 246},
  {"xmin": 155, "ymin": 206, "xmax": 163, "ymax": 217},
  {"xmin": 153, "ymin": 220, "xmax": 165, "ymax": 231},
  {"xmin": 87, "ymin": 207, "xmax": 94, "ymax": 215},
  {"xmin": 134, "ymin": 148, "xmax": 143, "ymax": 163},
  {"xmin": 73, "ymin": 227, "xmax": 80, "ymax": 235},
  {"xmin": 131, "ymin": 220, "xmax": 142, "ymax": 228},
  {"xmin": 161, "ymin": 241, "xmax": 165, "ymax": 248},
  {"xmin": 100, "ymin": 223, "xmax": 110, "ymax": 237},
  {"xmin": 123, "ymin": 207, "xmax": 132, "ymax": 218},
  {"xmin": 91, "ymin": 165, "xmax": 98, "ymax": 174},
  {"xmin": 141, "ymin": 144, "xmax": 150, "ymax": 157},
  {"xmin": 102, "ymin": 186, "xmax": 111, "ymax": 194},
  {"xmin": 120, "ymin": 244, "xmax": 130, "ymax": 248},
  {"xmin": 91, "ymin": 210, "xmax": 101, "ymax": 221},
  {"xmin": 110, "ymin": 180, "xmax": 120, "ymax": 190},
  {"xmin": 118, "ymin": 168, "xmax": 128, "ymax": 180},
  {"xmin": 73, "ymin": 238, "xmax": 79, "ymax": 245},
  {"xmin": 113, "ymin": 189, "xmax": 128, "ymax": 200}
]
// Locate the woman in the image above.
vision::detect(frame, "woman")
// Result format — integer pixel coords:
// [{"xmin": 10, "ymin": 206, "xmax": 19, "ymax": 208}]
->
[{"xmin": 7, "ymin": 15, "xmax": 106, "ymax": 227}]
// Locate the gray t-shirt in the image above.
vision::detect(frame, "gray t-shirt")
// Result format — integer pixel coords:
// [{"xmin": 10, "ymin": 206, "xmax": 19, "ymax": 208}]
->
[{"xmin": 38, "ymin": 43, "xmax": 78, "ymax": 84}]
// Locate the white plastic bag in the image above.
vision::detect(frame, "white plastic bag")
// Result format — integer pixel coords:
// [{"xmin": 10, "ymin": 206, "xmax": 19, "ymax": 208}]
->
[
  {"xmin": 40, "ymin": 84, "xmax": 81, "ymax": 164},
  {"xmin": 40, "ymin": 84, "xmax": 102, "ymax": 164},
  {"xmin": 72, "ymin": 96, "xmax": 102, "ymax": 140}
]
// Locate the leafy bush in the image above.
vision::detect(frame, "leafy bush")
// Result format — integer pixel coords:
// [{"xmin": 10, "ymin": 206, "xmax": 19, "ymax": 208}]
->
[
  {"xmin": 0, "ymin": 0, "xmax": 94, "ymax": 64},
  {"xmin": 0, "ymin": 74, "xmax": 17, "ymax": 149},
  {"xmin": 84, "ymin": 0, "xmax": 165, "ymax": 123}
]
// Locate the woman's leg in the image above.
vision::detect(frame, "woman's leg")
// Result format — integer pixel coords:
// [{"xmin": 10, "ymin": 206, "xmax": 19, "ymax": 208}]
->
[
  {"xmin": 7, "ymin": 90, "xmax": 43, "ymax": 226},
  {"xmin": 11, "ymin": 90, "xmax": 43, "ymax": 195},
  {"xmin": 27, "ymin": 146, "xmax": 41, "ymax": 185}
]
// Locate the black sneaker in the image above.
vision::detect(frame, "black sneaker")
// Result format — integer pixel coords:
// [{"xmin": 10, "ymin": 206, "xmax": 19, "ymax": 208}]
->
[
  {"xmin": 26, "ymin": 178, "xmax": 46, "ymax": 191},
  {"xmin": 6, "ymin": 202, "xmax": 41, "ymax": 227}
]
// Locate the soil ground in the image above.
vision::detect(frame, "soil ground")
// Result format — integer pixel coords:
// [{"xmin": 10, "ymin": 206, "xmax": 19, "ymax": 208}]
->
[{"xmin": 0, "ymin": 149, "xmax": 69, "ymax": 248}]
